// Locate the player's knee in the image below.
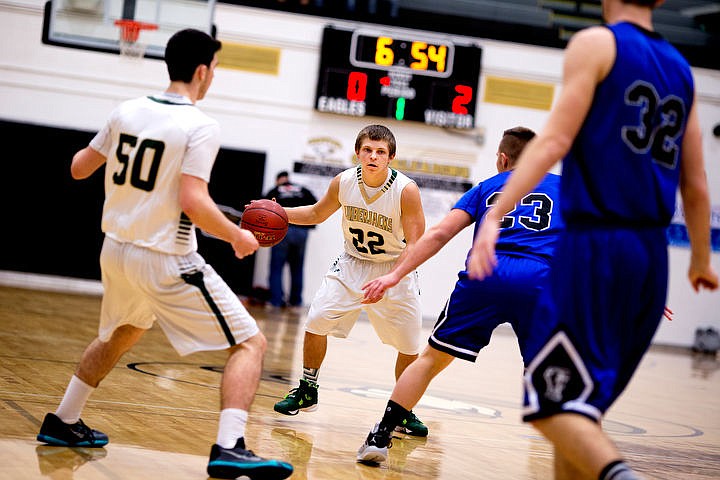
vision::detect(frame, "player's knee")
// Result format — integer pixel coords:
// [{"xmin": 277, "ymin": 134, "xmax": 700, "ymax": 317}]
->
[{"xmin": 243, "ymin": 331, "xmax": 267, "ymax": 356}]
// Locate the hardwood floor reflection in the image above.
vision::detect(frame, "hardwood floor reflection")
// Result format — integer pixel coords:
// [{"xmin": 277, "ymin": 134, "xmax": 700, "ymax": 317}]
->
[{"xmin": 1, "ymin": 286, "xmax": 718, "ymax": 479}]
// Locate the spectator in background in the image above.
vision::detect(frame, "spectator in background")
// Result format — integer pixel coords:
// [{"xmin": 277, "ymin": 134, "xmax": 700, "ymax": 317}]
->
[{"xmin": 264, "ymin": 171, "xmax": 317, "ymax": 310}]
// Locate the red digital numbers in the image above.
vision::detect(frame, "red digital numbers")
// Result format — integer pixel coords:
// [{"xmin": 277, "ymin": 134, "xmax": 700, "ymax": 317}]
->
[
  {"xmin": 347, "ymin": 71, "xmax": 368, "ymax": 102},
  {"xmin": 452, "ymin": 85, "xmax": 473, "ymax": 115}
]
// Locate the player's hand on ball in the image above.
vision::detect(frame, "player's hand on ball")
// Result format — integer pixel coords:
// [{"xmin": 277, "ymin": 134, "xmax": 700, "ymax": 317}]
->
[
  {"xmin": 244, "ymin": 198, "xmax": 277, "ymax": 209},
  {"xmin": 231, "ymin": 228, "xmax": 260, "ymax": 259}
]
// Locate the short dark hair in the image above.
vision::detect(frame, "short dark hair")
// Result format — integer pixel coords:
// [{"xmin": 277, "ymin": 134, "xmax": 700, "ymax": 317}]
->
[
  {"xmin": 276, "ymin": 171, "xmax": 289, "ymax": 181},
  {"xmin": 355, "ymin": 125, "xmax": 397, "ymax": 157},
  {"xmin": 499, "ymin": 126, "xmax": 536, "ymax": 166},
  {"xmin": 165, "ymin": 29, "xmax": 221, "ymax": 83},
  {"xmin": 621, "ymin": 0, "xmax": 659, "ymax": 6}
]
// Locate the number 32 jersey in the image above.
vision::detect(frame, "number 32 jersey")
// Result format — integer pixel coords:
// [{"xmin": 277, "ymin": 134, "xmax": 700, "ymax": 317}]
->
[
  {"xmin": 338, "ymin": 165, "xmax": 415, "ymax": 263},
  {"xmin": 90, "ymin": 93, "xmax": 220, "ymax": 255},
  {"xmin": 561, "ymin": 22, "xmax": 694, "ymax": 227}
]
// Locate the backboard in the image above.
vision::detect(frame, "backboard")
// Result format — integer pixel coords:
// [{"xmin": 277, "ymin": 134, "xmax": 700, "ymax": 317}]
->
[{"xmin": 42, "ymin": 0, "xmax": 216, "ymax": 59}]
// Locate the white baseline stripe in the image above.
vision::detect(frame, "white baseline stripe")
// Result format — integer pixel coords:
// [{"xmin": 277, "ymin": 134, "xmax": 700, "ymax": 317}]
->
[{"xmin": 0, "ymin": 270, "xmax": 103, "ymax": 296}]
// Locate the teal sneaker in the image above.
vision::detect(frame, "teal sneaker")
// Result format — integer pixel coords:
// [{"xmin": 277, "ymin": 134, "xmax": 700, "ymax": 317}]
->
[
  {"xmin": 207, "ymin": 437, "xmax": 293, "ymax": 480},
  {"xmin": 273, "ymin": 379, "xmax": 318, "ymax": 415},
  {"xmin": 37, "ymin": 413, "xmax": 109, "ymax": 447},
  {"xmin": 395, "ymin": 410, "xmax": 428, "ymax": 437}
]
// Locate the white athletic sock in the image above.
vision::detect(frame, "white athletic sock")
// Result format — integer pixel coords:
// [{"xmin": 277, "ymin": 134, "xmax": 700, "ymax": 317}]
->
[
  {"xmin": 216, "ymin": 408, "xmax": 248, "ymax": 449},
  {"xmin": 55, "ymin": 375, "xmax": 95, "ymax": 424}
]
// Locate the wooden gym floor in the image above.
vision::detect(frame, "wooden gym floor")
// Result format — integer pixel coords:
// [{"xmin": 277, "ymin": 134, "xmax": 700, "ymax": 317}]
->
[{"xmin": 0, "ymin": 285, "xmax": 718, "ymax": 479}]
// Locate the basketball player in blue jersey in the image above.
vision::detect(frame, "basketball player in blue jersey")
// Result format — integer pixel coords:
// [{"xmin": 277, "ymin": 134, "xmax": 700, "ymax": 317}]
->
[
  {"xmin": 355, "ymin": 126, "xmax": 564, "ymax": 464},
  {"xmin": 272, "ymin": 124, "xmax": 430, "ymax": 437},
  {"xmin": 34, "ymin": 29, "xmax": 293, "ymax": 480},
  {"xmin": 470, "ymin": 1, "xmax": 718, "ymax": 479}
]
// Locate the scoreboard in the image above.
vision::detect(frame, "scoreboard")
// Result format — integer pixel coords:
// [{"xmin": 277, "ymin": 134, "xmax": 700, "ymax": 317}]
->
[{"xmin": 314, "ymin": 26, "xmax": 483, "ymax": 129}]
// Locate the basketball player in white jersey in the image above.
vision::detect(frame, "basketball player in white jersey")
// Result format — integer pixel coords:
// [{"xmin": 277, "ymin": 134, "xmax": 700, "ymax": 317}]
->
[
  {"xmin": 273, "ymin": 124, "xmax": 429, "ymax": 437},
  {"xmin": 35, "ymin": 29, "xmax": 293, "ymax": 480}
]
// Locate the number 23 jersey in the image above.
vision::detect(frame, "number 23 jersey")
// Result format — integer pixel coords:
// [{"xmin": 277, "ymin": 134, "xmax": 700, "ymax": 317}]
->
[
  {"xmin": 457, "ymin": 171, "xmax": 563, "ymax": 264},
  {"xmin": 338, "ymin": 165, "xmax": 414, "ymax": 263},
  {"xmin": 90, "ymin": 93, "xmax": 220, "ymax": 255}
]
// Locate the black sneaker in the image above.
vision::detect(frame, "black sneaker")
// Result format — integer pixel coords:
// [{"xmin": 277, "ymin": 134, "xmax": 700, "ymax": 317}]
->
[
  {"xmin": 207, "ymin": 438, "xmax": 293, "ymax": 480},
  {"xmin": 273, "ymin": 379, "xmax": 318, "ymax": 415},
  {"xmin": 36, "ymin": 413, "xmax": 108, "ymax": 447},
  {"xmin": 395, "ymin": 410, "xmax": 428, "ymax": 437},
  {"xmin": 356, "ymin": 423, "xmax": 393, "ymax": 465}
]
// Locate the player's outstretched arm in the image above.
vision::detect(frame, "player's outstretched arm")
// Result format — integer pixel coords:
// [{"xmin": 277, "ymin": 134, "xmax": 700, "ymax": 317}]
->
[
  {"xmin": 678, "ymin": 102, "xmax": 719, "ymax": 292},
  {"xmin": 467, "ymin": 214, "xmax": 501, "ymax": 281},
  {"xmin": 180, "ymin": 174, "xmax": 259, "ymax": 259},
  {"xmin": 285, "ymin": 174, "xmax": 341, "ymax": 226},
  {"xmin": 362, "ymin": 208, "xmax": 472, "ymax": 304},
  {"xmin": 468, "ymin": 26, "xmax": 613, "ymax": 280}
]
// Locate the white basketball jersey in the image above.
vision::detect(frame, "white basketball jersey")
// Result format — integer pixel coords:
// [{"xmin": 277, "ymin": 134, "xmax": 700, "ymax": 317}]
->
[
  {"xmin": 338, "ymin": 165, "xmax": 414, "ymax": 263},
  {"xmin": 90, "ymin": 93, "xmax": 220, "ymax": 255}
]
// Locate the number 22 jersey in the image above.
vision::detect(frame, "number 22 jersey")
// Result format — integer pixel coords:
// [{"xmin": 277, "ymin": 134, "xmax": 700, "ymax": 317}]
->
[{"xmin": 338, "ymin": 165, "xmax": 415, "ymax": 263}]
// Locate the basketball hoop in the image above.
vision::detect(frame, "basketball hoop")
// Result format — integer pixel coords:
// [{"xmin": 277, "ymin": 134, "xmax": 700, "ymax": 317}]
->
[{"xmin": 114, "ymin": 19, "xmax": 158, "ymax": 59}]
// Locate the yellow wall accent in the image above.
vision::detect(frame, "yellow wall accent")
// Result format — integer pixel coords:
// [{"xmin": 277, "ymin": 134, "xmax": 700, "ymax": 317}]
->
[
  {"xmin": 217, "ymin": 42, "xmax": 281, "ymax": 75},
  {"xmin": 391, "ymin": 159, "xmax": 471, "ymax": 179},
  {"xmin": 483, "ymin": 76, "xmax": 555, "ymax": 111}
]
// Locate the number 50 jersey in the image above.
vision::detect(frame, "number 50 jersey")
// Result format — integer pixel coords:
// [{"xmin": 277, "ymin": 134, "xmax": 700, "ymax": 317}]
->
[
  {"xmin": 90, "ymin": 93, "xmax": 220, "ymax": 255},
  {"xmin": 338, "ymin": 165, "xmax": 415, "ymax": 263}
]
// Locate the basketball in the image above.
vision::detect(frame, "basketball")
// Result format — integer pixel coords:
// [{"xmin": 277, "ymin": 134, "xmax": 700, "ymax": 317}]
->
[{"xmin": 241, "ymin": 199, "xmax": 289, "ymax": 247}]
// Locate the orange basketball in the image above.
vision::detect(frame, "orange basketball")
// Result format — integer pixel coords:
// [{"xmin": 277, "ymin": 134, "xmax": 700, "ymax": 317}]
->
[{"xmin": 240, "ymin": 199, "xmax": 289, "ymax": 247}]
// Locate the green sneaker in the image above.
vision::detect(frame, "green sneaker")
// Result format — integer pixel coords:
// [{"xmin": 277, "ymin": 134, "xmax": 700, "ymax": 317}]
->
[
  {"xmin": 395, "ymin": 410, "xmax": 428, "ymax": 437},
  {"xmin": 273, "ymin": 379, "xmax": 318, "ymax": 416}
]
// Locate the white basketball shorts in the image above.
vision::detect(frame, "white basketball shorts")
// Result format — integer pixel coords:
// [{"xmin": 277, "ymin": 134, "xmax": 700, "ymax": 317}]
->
[
  {"xmin": 305, "ymin": 252, "xmax": 422, "ymax": 355},
  {"xmin": 98, "ymin": 237, "xmax": 259, "ymax": 356}
]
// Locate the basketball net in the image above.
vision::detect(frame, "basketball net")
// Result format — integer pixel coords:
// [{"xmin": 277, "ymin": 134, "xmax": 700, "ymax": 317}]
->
[{"xmin": 115, "ymin": 19, "xmax": 157, "ymax": 60}]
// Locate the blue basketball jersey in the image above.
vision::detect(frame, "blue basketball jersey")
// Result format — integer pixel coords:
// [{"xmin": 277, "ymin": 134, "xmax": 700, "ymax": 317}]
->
[
  {"xmin": 560, "ymin": 22, "xmax": 694, "ymax": 227},
  {"xmin": 522, "ymin": 22, "xmax": 695, "ymax": 423},
  {"xmin": 431, "ymin": 171, "xmax": 562, "ymax": 363},
  {"xmin": 454, "ymin": 171, "xmax": 563, "ymax": 264}
]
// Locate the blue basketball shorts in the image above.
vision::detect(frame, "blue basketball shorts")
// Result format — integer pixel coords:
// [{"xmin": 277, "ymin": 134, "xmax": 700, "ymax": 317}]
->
[
  {"xmin": 522, "ymin": 226, "xmax": 668, "ymax": 423},
  {"xmin": 429, "ymin": 255, "xmax": 551, "ymax": 363}
]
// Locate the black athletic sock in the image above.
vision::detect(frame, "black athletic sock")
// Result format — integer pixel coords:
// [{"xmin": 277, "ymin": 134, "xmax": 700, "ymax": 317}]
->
[
  {"xmin": 378, "ymin": 400, "xmax": 409, "ymax": 432},
  {"xmin": 599, "ymin": 460, "xmax": 641, "ymax": 480}
]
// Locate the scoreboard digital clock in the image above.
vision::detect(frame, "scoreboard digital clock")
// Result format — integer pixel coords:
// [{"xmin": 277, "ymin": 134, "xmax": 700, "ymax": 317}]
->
[{"xmin": 315, "ymin": 26, "xmax": 482, "ymax": 129}]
